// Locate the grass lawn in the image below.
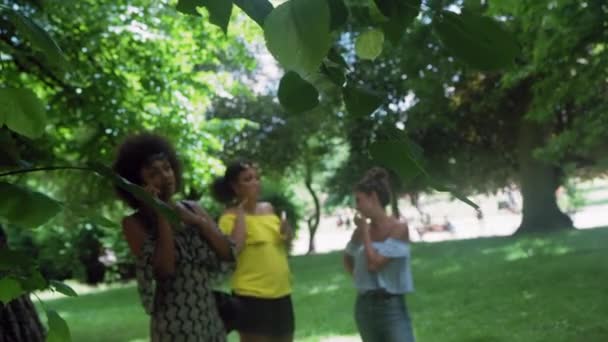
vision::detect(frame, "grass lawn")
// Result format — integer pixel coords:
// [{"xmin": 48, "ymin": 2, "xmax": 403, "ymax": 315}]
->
[{"xmin": 39, "ymin": 227, "xmax": 608, "ymax": 342}]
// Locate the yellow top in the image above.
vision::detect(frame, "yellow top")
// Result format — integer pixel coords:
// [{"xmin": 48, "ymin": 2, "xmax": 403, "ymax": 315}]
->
[{"xmin": 218, "ymin": 213, "xmax": 291, "ymax": 298}]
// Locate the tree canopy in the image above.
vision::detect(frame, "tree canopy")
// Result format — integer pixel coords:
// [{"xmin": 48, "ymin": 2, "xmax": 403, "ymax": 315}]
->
[
  {"xmin": 325, "ymin": 0, "xmax": 608, "ymax": 233},
  {"xmin": 2, "ymin": 0, "xmax": 607, "ymax": 339}
]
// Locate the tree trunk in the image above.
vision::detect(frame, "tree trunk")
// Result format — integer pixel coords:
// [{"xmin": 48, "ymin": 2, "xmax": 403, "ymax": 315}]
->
[
  {"xmin": 304, "ymin": 165, "xmax": 321, "ymax": 255},
  {"xmin": 0, "ymin": 296, "xmax": 46, "ymax": 342},
  {"xmin": 0, "ymin": 225, "xmax": 45, "ymax": 342},
  {"xmin": 515, "ymin": 119, "xmax": 573, "ymax": 234}
]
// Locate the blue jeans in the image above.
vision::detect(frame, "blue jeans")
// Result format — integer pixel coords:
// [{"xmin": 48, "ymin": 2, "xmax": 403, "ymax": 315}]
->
[{"xmin": 355, "ymin": 292, "xmax": 415, "ymax": 342}]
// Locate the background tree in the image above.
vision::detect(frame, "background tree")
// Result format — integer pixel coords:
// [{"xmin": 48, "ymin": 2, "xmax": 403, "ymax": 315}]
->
[{"xmin": 327, "ymin": 0, "xmax": 608, "ymax": 233}]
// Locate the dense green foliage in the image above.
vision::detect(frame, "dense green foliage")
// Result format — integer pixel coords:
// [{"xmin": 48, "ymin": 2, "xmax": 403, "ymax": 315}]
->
[{"xmin": 2, "ymin": 0, "xmax": 608, "ymax": 339}]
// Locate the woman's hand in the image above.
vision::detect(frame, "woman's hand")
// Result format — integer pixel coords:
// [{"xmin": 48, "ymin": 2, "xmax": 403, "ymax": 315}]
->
[
  {"xmin": 352, "ymin": 213, "xmax": 370, "ymax": 241},
  {"xmin": 354, "ymin": 213, "xmax": 371, "ymax": 230},
  {"xmin": 176, "ymin": 201, "xmax": 233, "ymax": 261},
  {"xmin": 143, "ymin": 184, "xmax": 161, "ymax": 199},
  {"xmin": 280, "ymin": 211, "xmax": 293, "ymax": 240},
  {"xmin": 174, "ymin": 202, "xmax": 212, "ymax": 229},
  {"xmin": 142, "ymin": 184, "xmax": 168, "ymax": 224}
]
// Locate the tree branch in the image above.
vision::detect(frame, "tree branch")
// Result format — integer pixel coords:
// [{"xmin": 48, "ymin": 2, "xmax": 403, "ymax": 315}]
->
[{"xmin": 0, "ymin": 166, "xmax": 93, "ymax": 178}]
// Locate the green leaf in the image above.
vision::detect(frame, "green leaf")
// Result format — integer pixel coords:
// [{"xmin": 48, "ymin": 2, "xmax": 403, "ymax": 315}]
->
[
  {"xmin": 0, "ymin": 182, "xmax": 62, "ymax": 228},
  {"xmin": 264, "ymin": 0, "xmax": 331, "ymax": 74},
  {"xmin": 89, "ymin": 214, "xmax": 119, "ymax": 228},
  {"xmin": 176, "ymin": 0, "xmax": 233, "ymax": 34},
  {"xmin": 0, "ymin": 251, "xmax": 32, "ymax": 271},
  {"xmin": 433, "ymin": 10, "xmax": 520, "ymax": 70},
  {"xmin": 62, "ymin": 202, "xmax": 119, "ymax": 228},
  {"xmin": 327, "ymin": 47, "xmax": 348, "ymax": 68},
  {"xmin": 370, "ymin": 128, "xmax": 479, "ymax": 209},
  {"xmin": 88, "ymin": 163, "xmax": 180, "ymax": 225},
  {"xmin": 46, "ymin": 310, "xmax": 71, "ymax": 342},
  {"xmin": 0, "ymin": 249, "xmax": 35, "ymax": 272},
  {"xmin": 342, "ymin": 85, "xmax": 383, "ymax": 117},
  {"xmin": 321, "ymin": 63, "xmax": 346, "ymax": 86},
  {"xmin": 0, "ymin": 277, "xmax": 24, "ymax": 304},
  {"xmin": 6, "ymin": 10, "xmax": 68, "ymax": 69},
  {"xmin": 370, "ymin": 129, "xmax": 425, "ymax": 183},
  {"xmin": 374, "ymin": 0, "xmax": 421, "ymax": 44},
  {"xmin": 0, "ymin": 130, "xmax": 20, "ymax": 167},
  {"xmin": 328, "ymin": 0, "xmax": 348, "ymax": 31},
  {"xmin": 21, "ymin": 270, "xmax": 48, "ymax": 292},
  {"xmin": 205, "ymin": 0, "xmax": 233, "ymax": 32},
  {"xmin": 430, "ymin": 180, "xmax": 479, "ymax": 209},
  {"xmin": 463, "ymin": 0, "xmax": 485, "ymax": 13},
  {"xmin": 355, "ymin": 29, "xmax": 385, "ymax": 60},
  {"xmin": 233, "ymin": 0, "xmax": 273, "ymax": 27},
  {"xmin": 368, "ymin": 0, "xmax": 389, "ymax": 23},
  {"xmin": 50, "ymin": 280, "xmax": 78, "ymax": 297},
  {"xmin": 0, "ymin": 88, "xmax": 47, "ymax": 139},
  {"xmin": 176, "ymin": 0, "xmax": 201, "ymax": 15},
  {"xmin": 278, "ymin": 72, "xmax": 319, "ymax": 113}
]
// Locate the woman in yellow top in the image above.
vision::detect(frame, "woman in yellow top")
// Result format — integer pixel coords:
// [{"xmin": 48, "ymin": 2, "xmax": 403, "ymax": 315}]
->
[{"xmin": 211, "ymin": 160, "xmax": 294, "ymax": 342}]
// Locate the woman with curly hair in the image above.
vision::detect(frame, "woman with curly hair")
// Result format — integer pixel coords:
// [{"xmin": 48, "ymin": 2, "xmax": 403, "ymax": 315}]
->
[
  {"xmin": 343, "ymin": 167, "xmax": 416, "ymax": 342},
  {"xmin": 112, "ymin": 133, "xmax": 234, "ymax": 342}
]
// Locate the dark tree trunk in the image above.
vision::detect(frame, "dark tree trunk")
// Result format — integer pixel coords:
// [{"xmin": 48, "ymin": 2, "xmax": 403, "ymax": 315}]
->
[
  {"xmin": 0, "ymin": 225, "xmax": 45, "ymax": 342},
  {"xmin": 304, "ymin": 164, "xmax": 321, "ymax": 255},
  {"xmin": 0, "ymin": 296, "xmax": 46, "ymax": 342},
  {"xmin": 515, "ymin": 119, "xmax": 573, "ymax": 234}
]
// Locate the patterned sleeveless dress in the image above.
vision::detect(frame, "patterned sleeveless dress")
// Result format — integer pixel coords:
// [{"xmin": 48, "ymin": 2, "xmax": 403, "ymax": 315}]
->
[{"xmin": 135, "ymin": 221, "xmax": 234, "ymax": 342}]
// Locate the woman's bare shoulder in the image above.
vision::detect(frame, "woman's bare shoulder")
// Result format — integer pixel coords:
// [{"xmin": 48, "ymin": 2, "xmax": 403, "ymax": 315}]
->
[{"xmin": 257, "ymin": 202, "xmax": 275, "ymax": 215}]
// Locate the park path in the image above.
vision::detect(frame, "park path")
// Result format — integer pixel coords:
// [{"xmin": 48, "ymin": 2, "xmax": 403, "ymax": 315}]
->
[{"xmin": 291, "ymin": 191, "xmax": 608, "ymax": 256}]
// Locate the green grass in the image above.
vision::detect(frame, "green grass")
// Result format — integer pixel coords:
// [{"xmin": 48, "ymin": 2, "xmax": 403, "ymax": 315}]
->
[{"xmin": 40, "ymin": 228, "xmax": 608, "ymax": 342}]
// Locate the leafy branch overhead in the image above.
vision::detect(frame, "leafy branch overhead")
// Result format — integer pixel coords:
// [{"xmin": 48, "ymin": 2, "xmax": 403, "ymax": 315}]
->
[
  {"xmin": 370, "ymin": 128, "xmax": 479, "ymax": 209},
  {"xmin": 176, "ymin": 0, "xmax": 519, "ymax": 116},
  {"xmin": 173, "ymin": 0, "xmax": 517, "ymax": 206}
]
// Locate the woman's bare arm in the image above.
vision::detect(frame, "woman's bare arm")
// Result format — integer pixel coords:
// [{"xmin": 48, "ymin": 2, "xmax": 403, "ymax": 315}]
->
[
  {"xmin": 122, "ymin": 214, "xmax": 176, "ymax": 279},
  {"xmin": 227, "ymin": 204, "xmax": 247, "ymax": 254},
  {"xmin": 363, "ymin": 222, "xmax": 409, "ymax": 272},
  {"xmin": 180, "ymin": 201, "xmax": 234, "ymax": 261},
  {"xmin": 344, "ymin": 254, "xmax": 354, "ymax": 275}
]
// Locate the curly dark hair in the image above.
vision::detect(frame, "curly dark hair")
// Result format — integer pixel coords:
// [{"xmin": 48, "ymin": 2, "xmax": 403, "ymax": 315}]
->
[
  {"xmin": 354, "ymin": 167, "xmax": 393, "ymax": 207},
  {"xmin": 112, "ymin": 133, "xmax": 182, "ymax": 209}
]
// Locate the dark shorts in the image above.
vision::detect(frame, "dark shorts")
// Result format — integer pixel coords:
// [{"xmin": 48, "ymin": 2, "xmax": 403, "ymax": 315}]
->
[{"xmin": 234, "ymin": 294, "xmax": 295, "ymax": 337}]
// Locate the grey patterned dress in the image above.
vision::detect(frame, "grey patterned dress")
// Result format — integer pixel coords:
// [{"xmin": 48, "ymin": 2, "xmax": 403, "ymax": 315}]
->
[{"xmin": 135, "ymin": 220, "xmax": 234, "ymax": 342}]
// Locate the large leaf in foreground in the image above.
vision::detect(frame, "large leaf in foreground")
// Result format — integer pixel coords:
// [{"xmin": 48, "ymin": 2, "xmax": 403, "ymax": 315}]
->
[
  {"xmin": 0, "ymin": 182, "xmax": 61, "ymax": 228},
  {"xmin": 264, "ymin": 0, "xmax": 331, "ymax": 74},
  {"xmin": 433, "ymin": 10, "xmax": 520, "ymax": 70}
]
